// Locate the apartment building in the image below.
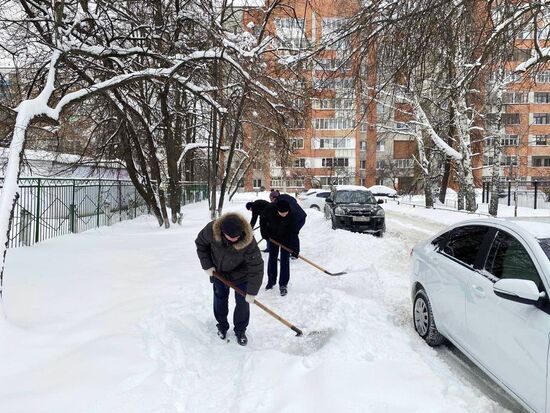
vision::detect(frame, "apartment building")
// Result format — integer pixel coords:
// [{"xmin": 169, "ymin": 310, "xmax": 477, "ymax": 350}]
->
[{"xmin": 240, "ymin": 0, "xmax": 411, "ymax": 192}]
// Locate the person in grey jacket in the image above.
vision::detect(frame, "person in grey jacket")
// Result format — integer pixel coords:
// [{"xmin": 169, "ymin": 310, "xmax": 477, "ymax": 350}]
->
[{"xmin": 195, "ymin": 212, "xmax": 264, "ymax": 346}]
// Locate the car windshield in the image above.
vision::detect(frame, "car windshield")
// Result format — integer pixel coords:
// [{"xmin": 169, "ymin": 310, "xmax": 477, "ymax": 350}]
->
[
  {"xmin": 539, "ymin": 239, "xmax": 550, "ymax": 261},
  {"xmin": 334, "ymin": 190, "xmax": 376, "ymax": 204}
]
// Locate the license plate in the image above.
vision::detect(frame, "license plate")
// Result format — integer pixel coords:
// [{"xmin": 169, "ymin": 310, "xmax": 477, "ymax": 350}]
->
[{"xmin": 352, "ymin": 216, "xmax": 370, "ymax": 222}]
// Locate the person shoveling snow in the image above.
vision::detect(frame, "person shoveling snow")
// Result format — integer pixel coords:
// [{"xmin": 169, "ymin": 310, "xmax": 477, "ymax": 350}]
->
[{"xmin": 195, "ymin": 213, "xmax": 263, "ymax": 346}]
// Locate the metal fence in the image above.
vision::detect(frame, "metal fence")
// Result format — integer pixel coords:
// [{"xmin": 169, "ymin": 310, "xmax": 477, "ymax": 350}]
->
[
  {"xmin": 5, "ymin": 178, "xmax": 208, "ymax": 248},
  {"xmin": 481, "ymin": 180, "xmax": 550, "ymax": 210}
]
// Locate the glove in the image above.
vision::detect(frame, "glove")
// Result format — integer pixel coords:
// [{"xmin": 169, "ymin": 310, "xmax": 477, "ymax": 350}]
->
[
  {"xmin": 204, "ymin": 267, "xmax": 215, "ymax": 277},
  {"xmin": 291, "ymin": 251, "xmax": 299, "ymax": 259},
  {"xmin": 245, "ymin": 294, "xmax": 256, "ymax": 304}
]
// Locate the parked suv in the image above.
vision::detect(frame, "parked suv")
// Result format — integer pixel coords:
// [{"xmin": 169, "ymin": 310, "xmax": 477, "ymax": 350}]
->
[{"xmin": 324, "ymin": 185, "xmax": 385, "ymax": 236}]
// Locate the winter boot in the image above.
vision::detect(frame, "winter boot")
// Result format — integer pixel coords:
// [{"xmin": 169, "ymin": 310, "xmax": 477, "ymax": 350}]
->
[
  {"xmin": 217, "ymin": 326, "xmax": 228, "ymax": 340},
  {"xmin": 265, "ymin": 283, "xmax": 274, "ymax": 290},
  {"xmin": 235, "ymin": 331, "xmax": 248, "ymax": 346},
  {"xmin": 280, "ymin": 286, "xmax": 288, "ymax": 296}
]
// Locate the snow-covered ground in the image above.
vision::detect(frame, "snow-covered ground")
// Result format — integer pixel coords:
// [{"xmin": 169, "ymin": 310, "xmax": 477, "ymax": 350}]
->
[{"xmin": 0, "ymin": 195, "xmax": 526, "ymax": 412}]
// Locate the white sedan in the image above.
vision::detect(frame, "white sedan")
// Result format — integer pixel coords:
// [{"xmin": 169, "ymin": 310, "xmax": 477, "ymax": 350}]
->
[
  {"xmin": 299, "ymin": 190, "xmax": 330, "ymax": 211},
  {"xmin": 411, "ymin": 218, "xmax": 550, "ymax": 413}
]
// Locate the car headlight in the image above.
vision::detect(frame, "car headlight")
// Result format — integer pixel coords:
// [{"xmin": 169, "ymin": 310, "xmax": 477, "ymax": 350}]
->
[
  {"xmin": 375, "ymin": 208, "xmax": 385, "ymax": 217},
  {"xmin": 334, "ymin": 206, "xmax": 347, "ymax": 216}
]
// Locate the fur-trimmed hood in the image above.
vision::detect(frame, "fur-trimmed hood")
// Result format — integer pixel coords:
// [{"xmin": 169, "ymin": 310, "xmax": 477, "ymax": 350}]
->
[{"xmin": 212, "ymin": 212, "xmax": 254, "ymax": 251}]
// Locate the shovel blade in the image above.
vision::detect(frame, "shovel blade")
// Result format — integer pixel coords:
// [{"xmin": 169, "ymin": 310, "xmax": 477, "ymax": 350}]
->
[{"xmin": 325, "ymin": 270, "xmax": 347, "ymax": 276}]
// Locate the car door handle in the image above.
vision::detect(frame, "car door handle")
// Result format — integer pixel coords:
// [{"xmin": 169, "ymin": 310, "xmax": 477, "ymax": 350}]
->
[{"xmin": 471, "ymin": 284, "xmax": 486, "ymax": 298}]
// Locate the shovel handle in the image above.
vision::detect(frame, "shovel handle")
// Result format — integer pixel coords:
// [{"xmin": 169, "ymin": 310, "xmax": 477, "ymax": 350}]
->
[
  {"xmin": 211, "ymin": 271, "xmax": 303, "ymax": 336},
  {"xmin": 269, "ymin": 238, "xmax": 329, "ymax": 274}
]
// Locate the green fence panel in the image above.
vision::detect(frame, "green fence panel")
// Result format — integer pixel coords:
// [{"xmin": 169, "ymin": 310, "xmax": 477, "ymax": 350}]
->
[{"xmin": 1, "ymin": 178, "xmax": 207, "ymax": 248}]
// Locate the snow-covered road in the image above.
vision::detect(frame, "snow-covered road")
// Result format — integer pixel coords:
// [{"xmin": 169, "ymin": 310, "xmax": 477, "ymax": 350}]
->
[{"xmin": 0, "ymin": 196, "xmax": 526, "ymax": 412}]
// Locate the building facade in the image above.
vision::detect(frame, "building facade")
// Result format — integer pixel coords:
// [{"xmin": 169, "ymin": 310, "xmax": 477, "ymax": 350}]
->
[{"xmin": 241, "ymin": 0, "xmax": 411, "ymax": 192}]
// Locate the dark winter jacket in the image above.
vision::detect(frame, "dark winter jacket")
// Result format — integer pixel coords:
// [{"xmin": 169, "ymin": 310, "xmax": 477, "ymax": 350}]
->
[
  {"xmin": 248, "ymin": 199, "xmax": 270, "ymax": 228},
  {"xmin": 195, "ymin": 213, "xmax": 264, "ymax": 295},
  {"xmin": 260, "ymin": 203, "xmax": 301, "ymax": 253},
  {"xmin": 277, "ymin": 194, "xmax": 306, "ymax": 231}
]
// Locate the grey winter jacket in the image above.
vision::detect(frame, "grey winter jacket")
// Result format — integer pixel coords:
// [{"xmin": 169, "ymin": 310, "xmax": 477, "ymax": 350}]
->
[{"xmin": 195, "ymin": 213, "xmax": 264, "ymax": 295}]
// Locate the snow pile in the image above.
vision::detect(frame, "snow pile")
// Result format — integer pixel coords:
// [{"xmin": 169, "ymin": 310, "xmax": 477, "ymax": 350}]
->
[{"xmin": 0, "ymin": 199, "xmax": 519, "ymax": 412}]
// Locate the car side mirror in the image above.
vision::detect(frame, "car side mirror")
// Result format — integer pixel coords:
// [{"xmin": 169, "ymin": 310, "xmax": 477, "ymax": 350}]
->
[
  {"xmin": 493, "ymin": 279, "xmax": 544, "ymax": 305},
  {"xmin": 326, "ymin": 198, "xmax": 333, "ymax": 204},
  {"xmin": 377, "ymin": 199, "xmax": 384, "ymax": 204}
]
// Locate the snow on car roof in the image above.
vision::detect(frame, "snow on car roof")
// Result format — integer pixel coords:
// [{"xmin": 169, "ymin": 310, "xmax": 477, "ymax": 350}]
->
[
  {"xmin": 504, "ymin": 218, "xmax": 550, "ymax": 239},
  {"xmin": 334, "ymin": 185, "xmax": 370, "ymax": 191},
  {"xmin": 368, "ymin": 185, "xmax": 397, "ymax": 195}
]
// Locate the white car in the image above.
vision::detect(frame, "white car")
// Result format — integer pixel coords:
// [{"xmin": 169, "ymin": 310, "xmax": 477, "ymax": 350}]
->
[
  {"xmin": 368, "ymin": 185, "xmax": 397, "ymax": 198},
  {"xmin": 299, "ymin": 190, "xmax": 330, "ymax": 211},
  {"xmin": 411, "ymin": 218, "xmax": 550, "ymax": 413},
  {"xmin": 298, "ymin": 188, "xmax": 322, "ymax": 201}
]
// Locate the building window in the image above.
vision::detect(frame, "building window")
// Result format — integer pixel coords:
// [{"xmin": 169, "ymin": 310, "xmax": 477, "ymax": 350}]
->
[
  {"xmin": 376, "ymin": 140, "xmax": 385, "ymax": 152},
  {"xmin": 533, "ymin": 157, "xmax": 550, "ymax": 167},
  {"xmin": 503, "ymin": 92, "xmax": 528, "ymax": 104},
  {"xmin": 502, "ymin": 113, "xmax": 520, "ymax": 125},
  {"xmin": 393, "ymin": 159, "xmax": 413, "ymax": 169},
  {"xmin": 360, "ymin": 160, "xmax": 366, "ymax": 170},
  {"xmin": 535, "ymin": 72, "xmax": 550, "ymax": 83},
  {"xmin": 315, "ymin": 58, "xmax": 352, "ymax": 71},
  {"xmin": 376, "ymin": 160, "xmax": 386, "ymax": 170},
  {"xmin": 289, "ymin": 137, "xmax": 304, "ymax": 149},
  {"xmin": 311, "ymin": 98, "xmax": 354, "ymax": 110},
  {"xmin": 322, "ymin": 17, "xmax": 347, "ymax": 34},
  {"xmin": 360, "ymin": 141, "xmax": 366, "ymax": 151},
  {"xmin": 535, "ymin": 135, "xmax": 550, "ymax": 145},
  {"xmin": 315, "ymin": 138, "xmax": 353, "ymax": 149},
  {"xmin": 313, "ymin": 118, "xmax": 355, "ymax": 130},
  {"xmin": 292, "ymin": 158, "xmax": 306, "ymax": 168},
  {"xmin": 271, "ymin": 178, "xmax": 305, "ymax": 188},
  {"xmin": 534, "ymin": 92, "xmax": 550, "ymax": 103},
  {"xmin": 312, "ymin": 78, "xmax": 355, "ymax": 91},
  {"xmin": 500, "ymin": 155, "xmax": 518, "ymax": 166},
  {"xmin": 501, "ymin": 134, "xmax": 518, "ymax": 146},
  {"xmin": 534, "ymin": 113, "xmax": 550, "ymax": 125},
  {"xmin": 322, "ymin": 158, "xmax": 349, "ymax": 167},
  {"xmin": 253, "ymin": 179, "xmax": 262, "ymax": 188}
]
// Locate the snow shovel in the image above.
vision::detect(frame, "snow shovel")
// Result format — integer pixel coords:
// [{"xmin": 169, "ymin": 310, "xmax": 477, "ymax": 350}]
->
[
  {"xmin": 212, "ymin": 271, "xmax": 303, "ymax": 336},
  {"xmin": 269, "ymin": 239, "xmax": 347, "ymax": 276}
]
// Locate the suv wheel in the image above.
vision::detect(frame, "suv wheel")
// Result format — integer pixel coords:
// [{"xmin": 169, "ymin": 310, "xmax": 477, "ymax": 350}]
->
[
  {"xmin": 311, "ymin": 205, "xmax": 320, "ymax": 211},
  {"xmin": 413, "ymin": 289, "xmax": 445, "ymax": 346}
]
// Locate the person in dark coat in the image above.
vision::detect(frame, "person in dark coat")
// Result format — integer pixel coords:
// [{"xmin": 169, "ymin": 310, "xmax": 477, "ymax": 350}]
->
[
  {"xmin": 260, "ymin": 199, "xmax": 301, "ymax": 296},
  {"xmin": 268, "ymin": 191, "xmax": 307, "ymax": 256},
  {"xmin": 246, "ymin": 199, "xmax": 270, "ymax": 228},
  {"xmin": 195, "ymin": 212, "xmax": 264, "ymax": 346}
]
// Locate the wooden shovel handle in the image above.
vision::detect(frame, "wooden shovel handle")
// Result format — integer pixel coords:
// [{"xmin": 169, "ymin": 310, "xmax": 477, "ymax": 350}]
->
[
  {"xmin": 269, "ymin": 238, "xmax": 329, "ymax": 273},
  {"xmin": 211, "ymin": 271, "xmax": 303, "ymax": 336}
]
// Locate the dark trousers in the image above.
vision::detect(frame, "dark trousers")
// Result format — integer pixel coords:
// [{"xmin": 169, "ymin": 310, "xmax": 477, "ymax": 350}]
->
[
  {"xmin": 213, "ymin": 278, "xmax": 249, "ymax": 334},
  {"xmin": 267, "ymin": 243, "xmax": 290, "ymax": 287}
]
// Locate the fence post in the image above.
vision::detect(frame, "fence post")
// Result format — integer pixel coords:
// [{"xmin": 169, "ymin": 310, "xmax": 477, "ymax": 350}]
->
[
  {"xmin": 70, "ymin": 179, "xmax": 76, "ymax": 233},
  {"xmin": 21, "ymin": 209, "xmax": 31, "ymax": 246},
  {"xmin": 118, "ymin": 180, "xmax": 122, "ymax": 221},
  {"xmin": 97, "ymin": 178, "xmax": 101, "ymax": 227},
  {"xmin": 534, "ymin": 181, "xmax": 539, "ymax": 209},
  {"xmin": 508, "ymin": 181, "xmax": 512, "ymax": 207},
  {"xmin": 34, "ymin": 178, "xmax": 41, "ymax": 243}
]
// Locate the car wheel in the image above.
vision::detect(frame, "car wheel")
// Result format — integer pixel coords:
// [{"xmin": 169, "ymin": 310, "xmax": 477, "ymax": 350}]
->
[
  {"xmin": 311, "ymin": 205, "xmax": 320, "ymax": 211},
  {"xmin": 413, "ymin": 289, "xmax": 445, "ymax": 346},
  {"xmin": 374, "ymin": 231, "xmax": 383, "ymax": 238}
]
